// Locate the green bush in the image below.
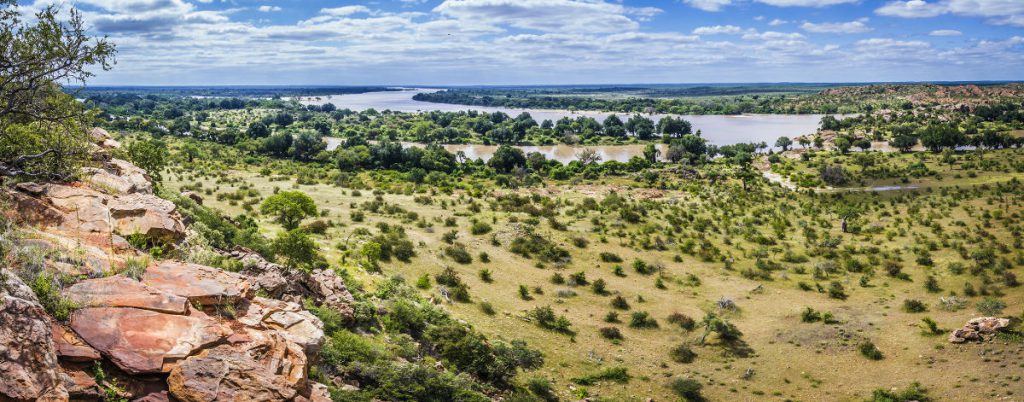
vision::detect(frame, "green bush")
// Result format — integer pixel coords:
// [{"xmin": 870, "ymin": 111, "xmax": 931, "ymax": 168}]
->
[{"xmin": 668, "ymin": 378, "xmax": 704, "ymax": 401}]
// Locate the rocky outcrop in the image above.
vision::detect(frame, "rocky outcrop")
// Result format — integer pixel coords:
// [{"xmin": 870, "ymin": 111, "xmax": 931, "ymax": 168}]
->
[
  {"xmin": 0, "ymin": 269, "xmax": 70, "ymax": 401},
  {"xmin": 65, "ymin": 275, "xmax": 188, "ymax": 314},
  {"xmin": 143, "ymin": 261, "xmax": 253, "ymax": 305},
  {"xmin": 949, "ymin": 317, "xmax": 1011, "ymax": 343},
  {"xmin": 236, "ymin": 297, "xmax": 325, "ymax": 356},
  {"xmin": 224, "ymin": 246, "xmax": 354, "ymax": 322},
  {"xmin": 3, "ymin": 145, "xmax": 342, "ymax": 400},
  {"xmin": 70, "ymin": 307, "xmax": 230, "ymax": 374},
  {"xmin": 168, "ymin": 331, "xmax": 308, "ymax": 402}
]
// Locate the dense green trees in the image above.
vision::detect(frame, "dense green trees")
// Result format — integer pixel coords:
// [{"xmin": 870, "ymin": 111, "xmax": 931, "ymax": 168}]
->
[
  {"xmin": 488, "ymin": 145, "xmax": 526, "ymax": 173},
  {"xmin": 0, "ymin": 0, "xmax": 115, "ymax": 179},
  {"xmin": 125, "ymin": 138, "xmax": 168, "ymax": 183}
]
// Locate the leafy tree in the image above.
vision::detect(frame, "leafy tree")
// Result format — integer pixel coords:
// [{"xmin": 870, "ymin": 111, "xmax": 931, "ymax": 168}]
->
[
  {"xmin": 246, "ymin": 122, "xmax": 270, "ymax": 138},
  {"xmin": 602, "ymin": 114, "xmax": 626, "ymax": 137},
  {"xmin": 0, "ymin": 0, "xmax": 115, "ymax": 179},
  {"xmin": 889, "ymin": 135, "xmax": 917, "ymax": 152},
  {"xmin": 775, "ymin": 136, "xmax": 793, "ymax": 151},
  {"xmin": 292, "ymin": 131, "xmax": 325, "ymax": 161},
  {"xmin": 488, "ymin": 144, "xmax": 525, "ymax": 173},
  {"xmin": 260, "ymin": 191, "xmax": 317, "ymax": 230},
  {"xmin": 125, "ymin": 138, "xmax": 168, "ymax": 183},
  {"xmin": 834, "ymin": 137, "xmax": 852, "ymax": 154},
  {"xmin": 272, "ymin": 229, "xmax": 318, "ymax": 269},
  {"xmin": 917, "ymin": 124, "xmax": 965, "ymax": 152},
  {"xmin": 626, "ymin": 115, "xmax": 655, "ymax": 140}
]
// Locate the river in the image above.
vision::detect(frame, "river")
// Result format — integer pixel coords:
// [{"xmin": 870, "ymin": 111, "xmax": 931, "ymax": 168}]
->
[{"xmin": 307, "ymin": 88, "xmax": 831, "ymax": 163}]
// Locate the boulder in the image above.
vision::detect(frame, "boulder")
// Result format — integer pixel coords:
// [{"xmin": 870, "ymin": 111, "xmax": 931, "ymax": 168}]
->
[
  {"xmin": 0, "ymin": 269, "xmax": 70, "ymax": 401},
  {"xmin": 949, "ymin": 317, "xmax": 1011, "ymax": 343},
  {"xmin": 5, "ymin": 189, "xmax": 64, "ymax": 227},
  {"xmin": 51, "ymin": 322, "xmax": 101, "ymax": 362},
  {"xmin": 69, "ymin": 307, "xmax": 230, "ymax": 374},
  {"xmin": 82, "ymin": 167, "xmax": 138, "ymax": 195},
  {"xmin": 142, "ymin": 261, "xmax": 253, "ymax": 305},
  {"xmin": 236, "ymin": 297, "xmax": 325, "ymax": 356},
  {"xmin": 89, "ymin": 127, "xmax": 111, "ymax": 144},
  {"xmin": 45, "ymin": 184, "xmax": 111, "ymax": 235},
  {"xmin": 65, "ymin": 275, "xmax": 188, "ymax": 315},
  {"xmin": 108, "ymin": 193, "xmax": 185, "ymax": 244},
  {"xmin": 107, "ymin": 159, "xmax": 152, "ymax": 194},
  {"xmin": 168, "ymin": 331, "xmax": 307, "ymax": 402},
  {"xmin": 305, "ymin": 268, "xmax": 356, "ymax": 321}
]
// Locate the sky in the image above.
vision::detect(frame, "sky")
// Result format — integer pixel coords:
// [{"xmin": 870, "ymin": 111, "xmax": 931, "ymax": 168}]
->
[{"xmin": 13, "ymin": 0, "xmax": 1024, "ymax": 85}]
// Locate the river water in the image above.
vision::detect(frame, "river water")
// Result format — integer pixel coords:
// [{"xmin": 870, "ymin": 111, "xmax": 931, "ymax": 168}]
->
[{"xmin": 307, "ymin": 88, "xmax": 830, "ymax": 163}]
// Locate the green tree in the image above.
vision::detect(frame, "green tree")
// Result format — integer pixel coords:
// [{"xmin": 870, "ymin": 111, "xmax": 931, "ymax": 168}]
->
[
  {"xmin": 260, "ymin": 191, "xmax": 317, "ymax": 230},
  {"xmin": 0, "ymin": 1, "xmax": 115, "ymax": 179},
  {"xmin": 775, "ymin": 136, "xmax": 793, "ymax": 151},
  {"xmin": 488, "ymin": 144, "xmax": 526, "ymax": 173},
  {"xmin": 889, "ymin": 135, "xmax": 917, "ymax": 153},
  {"xmin": 272, "ymin": 229, "xmax": 318, "ymax": 269},
  {"xmin": 125, "ymin": 138, "xmax": 168, "ymax": 183}
]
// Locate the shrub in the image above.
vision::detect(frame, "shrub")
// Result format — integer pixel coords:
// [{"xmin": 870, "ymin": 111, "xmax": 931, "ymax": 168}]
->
[
  {"xmin": 869, "ymin": 382, "xmax": 931, "ymax": 402},
  {"xmin": 669, "ymin": 344, "xmax": 697, "ymax": 363},
  {"xmin": 920, "ymin": 317, "xmax": 943, "ymax": 335},
  {"xmin": 478, "ymin": 269, "xmax": 493, "ymax": 283},
  {"xmin": 668, "ymin": 378, "xmax": 704, "ymax": 401},
  {"xmin": 592, "ymin": 278, "xmax": 608, "ymax": 295},
  {"xmin": 828, "ymin": 281, "xmax": 848, "ymax": 300},
  {"xmin": 470, "ymin": 221, "xmax": 492, "ymax": 235},
  {"xmin": 480, "ymin": 302, "xmax": 496, "ymax": 316},
  {"xmin": 527, "ymin": 306, "xmax": 573, "ymax": 335},
  {"xmin": 526, "ymin": 377, "xmax": 558, "ymax": 402},
  {"xmin": 599, "ymin": 327, "xmax": 623, "ymax": 340},
  {"xmin": 859, "ymin": 341, "xmax": 884, "ymax": 360},
  {"xmin": 415, "ymin": 274, "xmax": 431, "ymax": 289},
  {"xmin": 976, "ymin": 297, "xmax": 1007, "ymax": 316},
  {"xmin": 801, "ymin": 307, "xmax": 822, "ymax": 323},
  {"xmin": 571, "ymin": 367, "xmax": 630, "ymax": 385},
  {"xmin": 629, "ymin": 311, "xmax": 659, "ymax": 329},
  {"xmin": 28, "ymin": 273, "xmax": 77, "ymax": 321},
  {"xmin": 444, "ymin": 243, "xmax": 472, "ymax": 264},
  {"xmin": 599, "ymin": 252, "xmax": 623, "ymax": 263},
  {"xmin": 632, "ymin": 259, "xmax": 659, "ymax": 275},
  {"xmin": 902, "ymin": 299, "xmax": 927, "ymax": 313},
  {"xmin": 611, "ymin": 295, "xmax": 630, "ymax": 310},
  {"xmin": 667, "ymin": 312, "xmax": 696, "ymax": 330}
]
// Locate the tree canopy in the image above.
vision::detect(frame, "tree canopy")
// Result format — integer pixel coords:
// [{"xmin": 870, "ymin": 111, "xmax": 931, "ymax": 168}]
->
[
  {"xmin": 0, "ymin": 0, "xmax": 115, "ymax": 179},
  {"xmin": 260, "ymin": 191, "xmax": 318, "ymax": 230}
]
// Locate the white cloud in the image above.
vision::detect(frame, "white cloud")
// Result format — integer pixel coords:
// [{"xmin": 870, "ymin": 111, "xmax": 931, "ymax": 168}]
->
[
  {"xmin": 875, "ymin": 0, "xmax": 945, "ymax": 17},
  {"xmin": 258, "ymin": 5, "xmax": 281, "ymax": 13},
  {"xmin": 768, "ymin": 18, "xmax": 788, "ymax": 26},
  {"xmin": 433, "ymin": 0, "xmax": 658, "ymax": 33},
  {"xmin": 682, "ymin": 0, "xmax": 733, "ymax": 12},
  {"xmin": 929, "ymin": 29, "xmax": 962, "ymax": 36},
  {"xmin": 693, "ymin": 25, "xmax": 745, "ymax": 35},
  {"xmin": 800, "ymin": 18, "xmax": 872, "ymax": 33},
  {"xmin": 320, "ymin": 6, "xmax": 371, "ymax": 17},
  {"xmin": 755, "ymin": 0, "xmax": 857, "ymax": 6},
  {"xmin": 876, "ymin": 0, "xmax": 1024, "ymax": 26}
]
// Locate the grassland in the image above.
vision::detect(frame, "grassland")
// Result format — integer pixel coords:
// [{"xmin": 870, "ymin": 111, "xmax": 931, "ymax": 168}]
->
[{"xmin": 163, "ymin": 141, "xmax": 1024, "ymax": 402}]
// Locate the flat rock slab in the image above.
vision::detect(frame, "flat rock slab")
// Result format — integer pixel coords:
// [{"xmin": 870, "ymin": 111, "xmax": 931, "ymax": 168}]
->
[
  {"xmin": 70, "ymin": 307, "xmax": 230, "ymax": 375},
  {"xmin": 143, "ymin": 261, "xmax": 253, "ymax": 305},
  {"xmin": 51, "ymin": 322, "xmax": 101, "ymax": 362},
  {"xmin": 65, "ymin": 275, "xmax": 187, "ymax": 315}
]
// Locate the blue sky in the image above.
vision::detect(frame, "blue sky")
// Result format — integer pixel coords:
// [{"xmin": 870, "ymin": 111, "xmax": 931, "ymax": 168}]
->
[{"xmin": 15, "ymin": 0, "xmax": 1024, "ymax": 85}]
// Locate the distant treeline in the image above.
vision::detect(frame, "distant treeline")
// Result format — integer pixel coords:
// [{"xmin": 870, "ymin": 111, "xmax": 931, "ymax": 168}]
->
[
  {"xmin": 69, "ymin": 86, "xmax": 397, "ymax": 98},
  {"xmin": 413, "ymin": 89, "xmax": 849, "ymax": 115}
]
